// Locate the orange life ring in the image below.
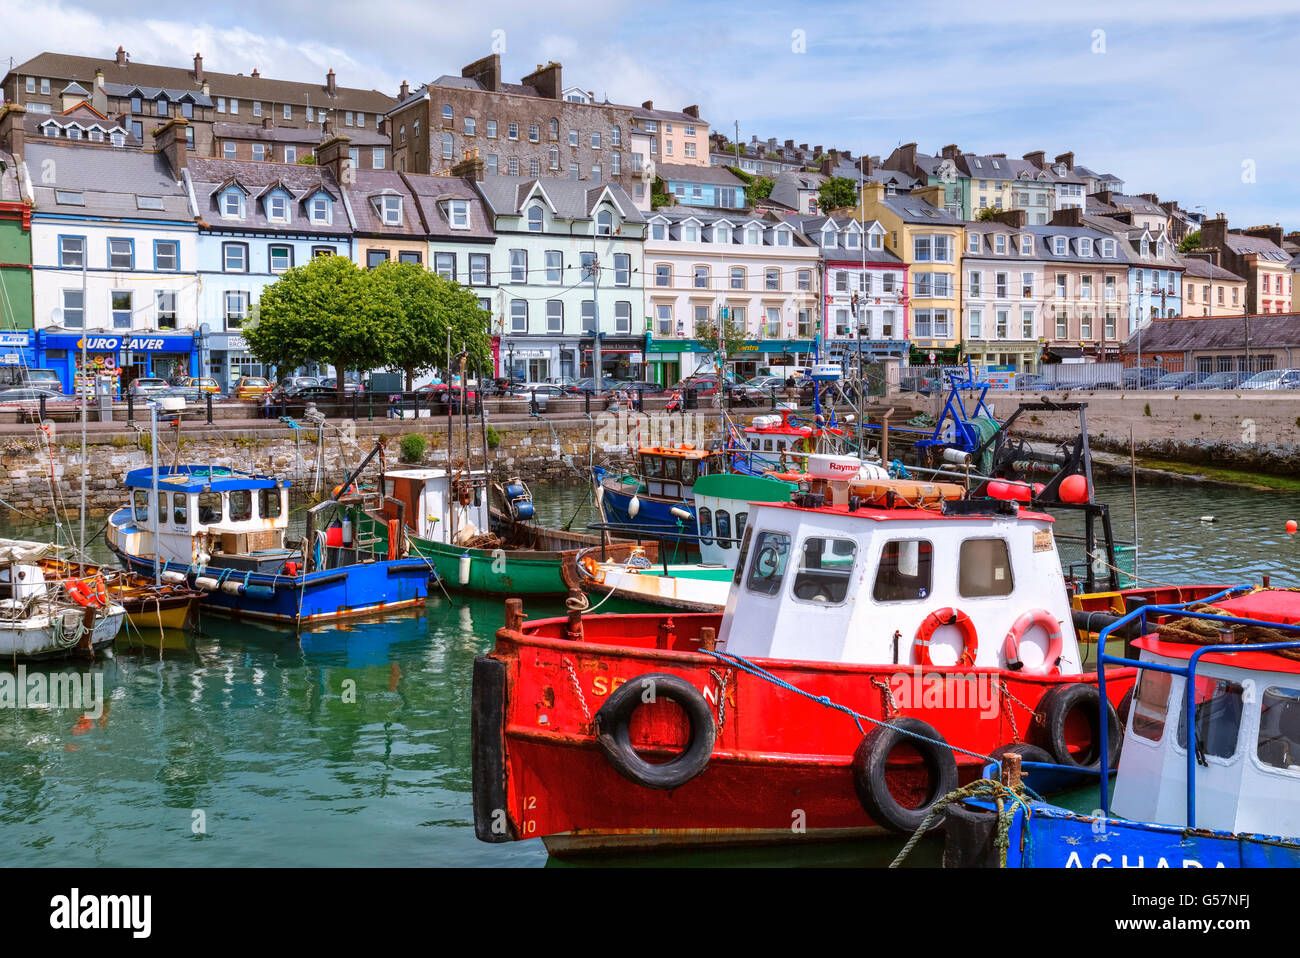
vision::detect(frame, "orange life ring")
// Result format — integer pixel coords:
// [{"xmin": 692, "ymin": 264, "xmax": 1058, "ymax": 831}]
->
[
  {"xmin": 65, "ymin": 575, "xmax": 108, "ymax": 609},
  {"xmin": 333, "ymin": 483, "xmax": 359, "ymax": 498},
  {"xmin": 915, "ymin": 607, "xmax": 978, "ymax": 666},
  {"xmin": 1003, "ymin": 609, "xmax": 1065, "ymax": 674}
]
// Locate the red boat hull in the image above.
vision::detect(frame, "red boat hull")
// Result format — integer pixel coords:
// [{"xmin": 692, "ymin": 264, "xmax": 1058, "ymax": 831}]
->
[{"xmin": 473, "ymin": 611, "xmax": 1139, "ymax": 855}]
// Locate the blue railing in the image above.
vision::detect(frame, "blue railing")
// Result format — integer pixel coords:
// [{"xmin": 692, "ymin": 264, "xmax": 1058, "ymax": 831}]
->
[{"xmin": 1095, "ymin": 592, "xmax": 1300, "ymax": 828}]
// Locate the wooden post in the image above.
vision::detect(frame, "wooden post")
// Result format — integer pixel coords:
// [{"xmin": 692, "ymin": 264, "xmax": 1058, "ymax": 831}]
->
[
  {"xmin": 504, "ymin": 597, "xmax": 525, "ymax": 632},
  {"xmin": 1000, "ymin": 752, "xmax": 1022, "ymax": 789},
  {"xmin": 700, "ymin": 626, "xmax": 717, "ymax": 652}
]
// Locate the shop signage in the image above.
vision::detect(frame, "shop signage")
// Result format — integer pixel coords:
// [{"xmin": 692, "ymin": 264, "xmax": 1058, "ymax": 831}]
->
[
  {"xmin": 0, "ymin": 332, "xmax": 29, "ymax": 347},
  {"xmin": 46, "ymin": 333, "xmax": 195, "ymax": 353}
]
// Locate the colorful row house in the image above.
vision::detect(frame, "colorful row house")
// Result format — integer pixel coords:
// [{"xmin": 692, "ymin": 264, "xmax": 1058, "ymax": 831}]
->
[{"xmin": 642, "ymin": 207, "xmax": 821, "ymax": 382}]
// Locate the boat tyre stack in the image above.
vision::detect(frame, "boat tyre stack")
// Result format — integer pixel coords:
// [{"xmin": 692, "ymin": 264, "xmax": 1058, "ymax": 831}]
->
[
  {"xmin": 1030, "ymin": 684, "xmax": 1121, "ymax": 769},
  {"xmin": 594, "ymin": 673, "xmax": 716, "ymax": 790},
  {"xmin": 851, "ymin": 717, "xmax": 958, "ymax": 833}
]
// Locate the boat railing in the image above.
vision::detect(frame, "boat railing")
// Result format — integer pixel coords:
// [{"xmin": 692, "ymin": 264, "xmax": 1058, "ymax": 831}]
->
[
  {"xmin": 582, "ymin": 520, "xmax": 746, "ymax": 574},
  {"xmin": 1086, "ymin": 592, "xmax": 1300, "ymax": 828}
]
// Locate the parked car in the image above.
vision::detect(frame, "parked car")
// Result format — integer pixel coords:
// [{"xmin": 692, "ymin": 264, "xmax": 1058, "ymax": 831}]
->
[
  {"xmin": 674, "ymin": 375, "xmax": 729, "ymax": 396},
  {"xmin": 288, "ymin": 380, "xmax": 361, "ymax": 398},
  {"xmin": 1013, "ymin": 374, "xmax": 1053, "ymax": 391},
  {"xmin": 287, "ymin": 386, "xmax": 355, "ymax": 403},
  {"xmin": 510, "ymin": 382, "xmax": 569, "ymax": 399},
  {"xmin": 567, "ymin": 377, "xmax": 630, "ymax": 394},
  {"xmin": 735, "ymin": 375, "xmax": 789, "ymax": 399},
  {"xmin": 621, "ymin": 380, "xmax": 669, "ymax": 395},
  {"xmin": 158, "ymin": 386, "xmax": 205, "ymax": 405},
  {"xmin": 1240, "ymin": 368, "xmax": 1300, "ymax": 390},
  {"xmin": 1186, "ymin": 370, "xmax": 1249, "ymax": 390},
  {"xmin": 1151, "ymin": 371, "xmax": 1204, "ymax": 390},
  {"xmin": 422, "ymin": 384, "xmax": 479, "ymax": 404},
  {"xmin": 184, "ymin": 377, "xmax": 222, "ymax": 395},
  {"xmin": 128, "ymin": 377, "xmax": 169, "ymax": 397},
  {"xmin": 1121, "ymin": 366, "xmax": 1166, "ymax": 389},
  {"xmin": 0, "ymin": 387, "xmax": 65, "ymax": 404},
  {"xmin": 0, "ymin": 367, "xmax": 62, "ymax": 392},
  {"xmin": 233, "ymin": 376, "xmax": 273, "ymax": 401}
]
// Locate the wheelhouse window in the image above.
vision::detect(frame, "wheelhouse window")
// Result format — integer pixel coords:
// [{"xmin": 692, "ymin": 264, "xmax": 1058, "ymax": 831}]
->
[
  {"xmin": 697, "ymin": 507, "xmax": 712, "ymax": 545},
  {"xmin": 172, "ymin": 493, "xmax": 187, "ymax": 526},
  {"xmin": 132, "ymin": 489, "xmax": 150, "ymax": 523},
  {"xmin": 228, "ymin": 490, "xmax": 252, "ymax": 522},
  {"xmin": 714, "ymin": 510, "xmax": 732, "ymax": 549},
  {"xmin": 258, "ymin": 488, "xmax": 282, "ymax": 520},
  {"xmin": 958, "ymin": 538, "xmax": 1013, "ymax": 597},
  {"xmin": 872, "ymin": 539, "xmax": 933, "ymax": 602},
  {"xmin": 744, "ymin": 530, "xmax": 790, "ymax": 595},
  {"xmin": 792, "ymin": 537, "xmax": 857, "ymax": 604},
  {"xmin": 1176, "ymin": 677, "xmax": 1245, "ymax": 761},
  {"xmin": 197, "ymin": 491, "xmax": 222, "ymax": 524},
  {"xmin": 1257, "ymin": 687, "xmax": 1300, "ymax": 771}
]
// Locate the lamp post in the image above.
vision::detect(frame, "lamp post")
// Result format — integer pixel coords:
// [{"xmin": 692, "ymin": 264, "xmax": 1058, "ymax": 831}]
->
[{"xmin": 506, "ymin": 339, "xmax": 514, "ymax": 382}]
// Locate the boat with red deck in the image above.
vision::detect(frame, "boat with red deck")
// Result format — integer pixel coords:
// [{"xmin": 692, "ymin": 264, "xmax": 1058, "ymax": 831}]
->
[{"xmin": 472, "ymin": 468, "xmax": 1209, "ymax": 856}]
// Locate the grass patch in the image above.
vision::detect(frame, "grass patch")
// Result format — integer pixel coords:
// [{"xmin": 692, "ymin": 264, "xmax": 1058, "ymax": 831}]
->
[
  {"xmin": 1136, "ymin": 457, "xmax": 1300, "ymax": 493},
  {"xmin": 1143, "ymin": 403, "xmax": 1151, "ymax": 417},
  {"xmin": 400, "ymin": 433, "xmax": 426, "ymax": 463}
]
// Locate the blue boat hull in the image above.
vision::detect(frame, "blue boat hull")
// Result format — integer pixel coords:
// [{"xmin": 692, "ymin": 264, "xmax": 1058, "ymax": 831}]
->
[
  {"xmin": 998, "ymin": 802, "xmax": 1300, "ymax": 868},
  {"xmin": 112, "ymin": 549, "xmax": 433, "ymax": 627}
]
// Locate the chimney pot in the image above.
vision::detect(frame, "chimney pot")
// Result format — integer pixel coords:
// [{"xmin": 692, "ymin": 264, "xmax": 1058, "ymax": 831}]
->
[
  {"xmin": 251, "ymin": 68, "xmax": 260, "ymax": 79},
  {"xmin": 193, "ymin": 53, "xmax": 204, "ymax": 84},
  {"xmin": 326, "ymin": 69, "xmax": 337, "ymax": 96},
  {"xmin": 642, "ymin": 100, "xmax": 654, "ymax": 110},
  {"xmin": 115, "ymin": 46, "xmax": 128, "ymax": 67}
]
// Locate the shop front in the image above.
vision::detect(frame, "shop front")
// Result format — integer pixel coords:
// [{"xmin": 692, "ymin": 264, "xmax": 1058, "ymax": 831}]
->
[
  {"xmin": 826, "ymin": 337, "xmax": 910, "ymax": 375},
  {"xmin": 908, "ymin": 343, "xmax": 963, "ymax": 366},
  {"xmin": 965, "ymin": 341, "xmax": 1039, "ymax": 373},
  {"xmin": 38, "ymin": 331, "xmax": 201, "ymax": 396},
  {"xmin": 0, "ymin": 330, "xmax": 38, "ymax": 383},
  {"xmin": 728, "ymin": 340, "xmax": 815, "ymax": 379},
  {"xmin": 205, "ymin": 332, "xmax": 267, "ymax": 394},
  {"xmin": 580, "ymin": 336, "xmax": 644, "ymax": 382},
  {"xmin": 645, "ymin": 334, "xmax": 712, "ymax": 385}
]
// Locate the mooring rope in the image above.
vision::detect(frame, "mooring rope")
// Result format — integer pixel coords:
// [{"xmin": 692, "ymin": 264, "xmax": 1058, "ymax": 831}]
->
[{"xmin": 888, "ymin": 778, "xmax": 1034, "ymax": 869}]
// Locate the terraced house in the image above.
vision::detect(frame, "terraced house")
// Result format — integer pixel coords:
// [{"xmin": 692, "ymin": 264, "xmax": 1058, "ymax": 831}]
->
[
  {"xmin": 858, "ymin": 182, "xmax": 963, "ymax": 364},
  {"xmin": 477, "ymin": 175, "xmax": 644, "ymax": 382},
  {"xmin": 3, "ymin": 47, "xmax": 395, "ymax": 164},
  {"xmin": 187, "ymin": 141, "xmax": 352, "ymax": 392},
  {"xmin": 788, "ymin": 215, "xmax": 908, "ymax": 368},
  {"xmin": 1197, "ymin": 217, "xmax": 1293, "ymax": 314},
  {"xmin": 20, "ymin": 117, "xmax": 201, "ymax": 393},
  {"xmin": 0, "ymin": 140, "xmax": 32, "ymax": 338},
  {"xmin": 1029, "ymin": 219, "xmax": 1130, "ymax": 363},
  {"xmin": 643, "ymin": 207, "xmax": 821, "ymax": 382},
  {"xmin": 962, "ymin": 217, "xmax": 1043, "ymax": 372}
]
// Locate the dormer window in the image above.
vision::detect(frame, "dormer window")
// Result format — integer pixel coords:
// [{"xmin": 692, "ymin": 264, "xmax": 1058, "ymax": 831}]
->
[
  {"xmin": 309, "ymin": 195, "xmax": 331, "ymax": 225},
  {"xmin": 774, "ymin": 229, "xmax": 791, "ymax": 246},
  {"xmin": 1156, "ymin": 240, "xmax": 1165, "ymax": 258},
  {"xmin": 1078, "ymin": 237, "xmax": 1093, "ymax": 257},
  {"xmin": 377, "ymin": 195, "xmax": 402, "ymax": 226},
  {"xmin": 869, "ymin": 233, "xmax": 882, "ymax": 251},
  {"xmin": 445, "ymin": 199, "xmax": 470, "ymax": 229},
  {"xmin": 267, "ymin": 194, "xmax": 289, "ymax": 222},
  {"xmin": 1021, "ymin": 235, "xmax": 1033, "ymax": 255},
  {"xmin": 968, "ymin": 233, "xmax": 980, "ymax": 253},
  {"xmin": 1053, "ymin": 236, "xmax": 1066, "ymax": 255},
  {"xmin": 1140, "ymin": 239, "xmax": 1150, "ymax": 257},
  {"xmin": 596, "ymin": 209, "xmax": 614, "ymax": 235},
  {"xmin": 527, "ymin": 205, "xmax": 544, "ymax": 232},
  {"xmin": 995, "ymin": 235, "xmax": 1006, "ymax": 254},
  {"xmin": 822, "ymin": 230, "xmax": 836, "ymax": 249},
  {"xmin": 714, "ymin": 225, "xmax": 731, "ymax": 244},
  {"xmin": 651, "ymin": 222, "xmax": 666, "ymax": 241},
  {"xmin": 681, "ymin": 224, "xmax": 698, "ymax": 242},
  {"xmin": 746, "ymin": 227, "xmax": 761, "ymax": 245},
  {"xmin": 844, "ymin": 232, "xmax": 858, "ymax": 248},
  {"xmin": 1102, "ymin": 238, "xmax": 1115, "ymax": 257},
  {"xmin": 221, "ymin": 191, "xmax": 245, "ymax": 219}
]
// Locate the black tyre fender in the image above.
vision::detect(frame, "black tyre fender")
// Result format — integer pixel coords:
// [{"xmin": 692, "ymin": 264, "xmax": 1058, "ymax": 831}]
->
[
  {"xmin": 851, "ymin": 717, "xmax": 959, "ymax": 834},
  {"xmin": 593, "ymin": 672, "xmax": 716, "ymax": 790},
  {"xmin": 989, "ymin": 742, "xmax": 1054, "ymax": 769},
  {"xmin": 1031, "ymin": 684, "xmax": 1121, "ymax": 769}
]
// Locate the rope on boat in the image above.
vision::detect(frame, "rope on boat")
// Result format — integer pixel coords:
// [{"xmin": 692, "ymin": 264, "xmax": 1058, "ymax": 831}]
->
[
  {"xmin": 888, "ymin": 778, "xmax": 1033, "ymax": 869},
  {"xmin": 695, "ymin": 647, "xmax": 1000, "ymax": 765}
]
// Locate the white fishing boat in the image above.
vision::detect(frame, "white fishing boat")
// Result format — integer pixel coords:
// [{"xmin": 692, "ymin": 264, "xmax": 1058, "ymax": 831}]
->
[{"xmin": 0, "ymin": 539, "xmax": 126, "ymax": 660}]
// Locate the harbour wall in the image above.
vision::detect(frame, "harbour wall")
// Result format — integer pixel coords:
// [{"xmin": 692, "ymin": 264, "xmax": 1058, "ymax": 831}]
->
[
  {"xmin": 0, "ymin": 411, "xmax": 727, "ymax": 519},
  {"xmin": 942, "ymin": 389, "xmax": 1300, "ymax": 476}
]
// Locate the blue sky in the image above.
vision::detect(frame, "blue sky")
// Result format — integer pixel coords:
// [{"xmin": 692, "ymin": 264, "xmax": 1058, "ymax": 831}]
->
[{"xmin": 6, "ymin": 0, "xmax": 1299, "ymax": 229}]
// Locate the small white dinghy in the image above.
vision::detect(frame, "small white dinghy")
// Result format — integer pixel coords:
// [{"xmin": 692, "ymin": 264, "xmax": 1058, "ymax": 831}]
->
[{"xmin": 0, "ymin": 539, "xmax": 125, "ymax": 661}]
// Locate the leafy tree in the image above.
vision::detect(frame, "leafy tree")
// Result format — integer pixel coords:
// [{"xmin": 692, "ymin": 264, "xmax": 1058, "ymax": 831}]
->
[
  {"xmin": 746, "ymin": 176, "xmax": 774, "ymax": 207},
  {"xmin": 817, "ymin": 176, "xmax": 858, "ymax": 213},
  {"xmin": 693, "ymin": 313, "xmax": 749, "ymax": 377},
  {"xmin": 245, "ymin": 255, "xmax": 396, "ymax": 394},
  {"xmin": 975, "ymin": 207, "xmax": 998, "ymax": 222},
  {"xmin": 1178, "ymin": 230, "xmax": 1202, "ymax": 253},
  {"xmin": 296, "ymin": 153, "xmax": 316, "ymax": 165},
  {"xmin": 371, "ymin": 260, "xmax": 492, "ymax": 389}
]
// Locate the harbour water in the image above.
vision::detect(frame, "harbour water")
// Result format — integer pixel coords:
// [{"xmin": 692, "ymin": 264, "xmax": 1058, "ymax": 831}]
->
[{"xmin": 0, "ymin": 479, "xmax": 1295, "ymax": 867}]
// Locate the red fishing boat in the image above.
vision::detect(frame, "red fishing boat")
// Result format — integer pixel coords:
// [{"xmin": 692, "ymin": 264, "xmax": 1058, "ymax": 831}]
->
[{"xmin": 473, "ymin": 469, "xmax": 1222, "ymax": 856}]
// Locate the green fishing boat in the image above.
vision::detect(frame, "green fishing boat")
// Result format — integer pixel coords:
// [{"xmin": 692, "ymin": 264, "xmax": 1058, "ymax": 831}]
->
[{"xmin": 358, "ymin": 468, "xmax": 653, "ymax": 597}]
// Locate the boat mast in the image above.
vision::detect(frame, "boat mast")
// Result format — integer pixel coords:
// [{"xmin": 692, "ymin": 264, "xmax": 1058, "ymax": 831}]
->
[
  {"xmin": 78, "ymin": 251, "xmax": 87, "ymax": 576},
  {"xmin": 150, "ymin": 402, "xmax": 160, "ymax": 585}
]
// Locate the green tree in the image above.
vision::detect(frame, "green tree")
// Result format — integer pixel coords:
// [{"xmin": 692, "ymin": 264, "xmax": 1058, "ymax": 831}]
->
[
  {"xmin": 1178, "ymin": 230, "xmax": 1202, "ymax": 253},
  {"xmin": 975, "ymin": 208, "xmax": 998, "ymax": 222},
  {"xmin": 296, "ymin": 153, "xmax": 316, "ymax": 166},
  {"xmin": 817, "ymin": 176, "xmax": 858, "ymax": 213},
  {"xmin": 245, "ymin": 255, "xmax": 396, "ymax": 394},
  {"xmin": 372, "ymin": 260, "xmax": 492, "ymax": 389},
  {"xmin": 693, "ymin": 312, "xmax": 748, "ymax": 377}
]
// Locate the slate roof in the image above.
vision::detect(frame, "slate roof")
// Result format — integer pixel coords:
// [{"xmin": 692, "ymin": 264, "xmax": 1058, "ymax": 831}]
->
[
  {"xmin": 1025, "ymin": 225, "xmax": 1128, "ymax": 265},
  {"xmin": 1179, "ymin": 257, "xmax": 1246, "ymax": 282},
  {"xmin": 400, "ymin": 173, "xmax": 495, "ymax": 241},
  {"xmin": 1123, "ymin": 315, "xmax": 1300, "ymax": 351},
  {"xmin": 431, "ymin": 75, "xmax": 543, "ymax": 100},
  {"xmin": 101, "ymin": 81, "xmax": 213, "ymax": 107},
  {"xmin": 1224, "ymin": 232, "xmax": 1291, "ymax": 263},
  {"xmin": 475, "ymin": 174, "xmax": 643, "ymax": 223},
  {"xmin": 961, "ymin": 155, "xmax": 1016, "ymax": 180},
  {"xmin": 213, "ymin": 121, "xmax": 389, "ymax": 147},
  {"xmin": 768, "ymin": 170, "xmax": 824, "ymax": 209},
  {"xmin": 877, "ymin": 192, "xmax": 962, "ymax": 225},
  {"xmin": 0, "ymin": 148, "xmax": 20, "ymax": 203},
  {"xmin": 26, "ymin": 142, "xmax": 192, "ymax": 221},
  {"xmin": 787, "ymin": 215, "xmax": 902, "ymax": 262},
  {"xmin": 631, "ymin": 104, "xmax": 702, "ymax": 125},
  {"xmin": 344, "ymin": 169, "xmax": 423, "ymax": 237},
  {"xmin": 656, "ymin": 161, "xmax": 745, "ymax": 187},
  {"xmin": 188, "ymin": 157, "xmax": 345, "ymax": 233},
  {"xmin": 8, "ymin": 52, "xmax": 394, "ymax": 113}
]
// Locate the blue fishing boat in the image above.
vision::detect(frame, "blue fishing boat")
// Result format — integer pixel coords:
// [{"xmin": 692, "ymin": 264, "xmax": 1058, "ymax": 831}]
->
[
  {"xmin": 592, "ymin": 444, "xmax": 726, "ymax": 551},
  {"xmin": 106, "ymin": 453, "xmax": 436, "ymax": 628},
  {"xmin": 944, "ymin": 588, "xmax": 1300, "ymax": 867}
]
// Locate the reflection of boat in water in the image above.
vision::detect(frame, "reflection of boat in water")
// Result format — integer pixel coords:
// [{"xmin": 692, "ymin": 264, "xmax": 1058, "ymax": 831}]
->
[{"xmin": 0, "ymin": 539, "xmax": 126, "ymax": 661}]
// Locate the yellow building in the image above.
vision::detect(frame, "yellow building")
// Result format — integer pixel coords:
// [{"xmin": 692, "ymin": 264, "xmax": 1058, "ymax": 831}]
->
[
  {"xmin": 1179, "ymin": 257, "xmax": 1248, "ymax": 317},
  {"xmin": 858, "ymin": 183, "xmax": 964, "ymax": 363}
]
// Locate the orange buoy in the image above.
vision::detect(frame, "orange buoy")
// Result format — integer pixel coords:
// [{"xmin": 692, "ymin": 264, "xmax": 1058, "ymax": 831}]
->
[
  {"xmin": 1288, "ymin": 520, "xmax": 1298, "ymax": 535},
  {"xmin": 1059, "ymin": 474, "xmax": 1090, "ymax": 504}
]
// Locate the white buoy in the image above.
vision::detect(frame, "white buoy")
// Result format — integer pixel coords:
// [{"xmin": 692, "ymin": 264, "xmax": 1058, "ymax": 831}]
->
[
  {"xmin": 458, "ymin": 552, "xmax": 472, "ymax": 586},
  {"xmin": 1200, "ymin": 516, "xmax": 1216, "ymax": 523},
  {"xmin": 628, "ymin": 495, "xmax": 641, "ymax": 519},
  {"xmin": 670, "ymin": 506, "xmax": 691, "ymax": 520}
]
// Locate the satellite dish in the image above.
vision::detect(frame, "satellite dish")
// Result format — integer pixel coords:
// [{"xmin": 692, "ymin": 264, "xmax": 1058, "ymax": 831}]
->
[{"xmin": 640, "ymin": 159, "xmax": 656, "ymax": 184}]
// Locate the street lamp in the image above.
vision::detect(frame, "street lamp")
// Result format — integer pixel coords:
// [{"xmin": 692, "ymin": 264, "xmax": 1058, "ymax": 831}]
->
[{"xmin": 506, "ymin": 339, "xmax": 514, "ymax": 381}]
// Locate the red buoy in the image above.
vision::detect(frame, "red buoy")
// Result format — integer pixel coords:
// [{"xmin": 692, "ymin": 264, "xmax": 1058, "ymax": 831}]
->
[
  {"xmin": 1287, "ymin": 520, "xmax": 1298, "ymax": 535},
  {"xmin": 1059, "ymin": 474, "xmax": 1090, "ymax": 504}
]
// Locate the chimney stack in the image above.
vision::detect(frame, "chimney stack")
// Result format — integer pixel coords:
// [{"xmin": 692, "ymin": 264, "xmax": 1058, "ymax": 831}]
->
[
  {"xmin": 1023, "ymin": 150, "xmax": 1045, "ymax": 169},
  {"xmin": 152, "ymin": 116, "xmax": 190, "ymax": 178},
  {"xmin": 941, "ymin": 143, "xmax": 960, "ymax": 160},
  {"xmin": 251, "ymin": 68, "xmax": 260, "ymax": 80},
  {"xmin": 1050, "ymin": 207, "xmax": 1085, "ymax": 228},
  {"xmin": 115, "ymin": 46, "xmax": 128, "ymax": 67},
  {"xmin": 399, "ymin": 80, "xmax": 410, "ymax": 100},
  {"xmin": 326, "ymin": 69, "xmax": 336, "ymax": 97},
  {"xmin": 262, "ymin": 116, "xmax": 273, "ymax": 130},
  {"xmin": 452, "ymin": 149, "xmax": 485, "ymax": 182},
  {"xmin": 1200, "ymin": 214, "xmax": 1228, "ymax": 252},
  {"xmin": 819, "ymin": 155, "xmax": 835, "ymax": 176},
  {"xmin": 1243, "ymin": 223, "xmax": 1284, "ymax": 247},
  {"xmin": 858, "ymin": 154, "xmax": 874, "ymax": 176},
  {"xmin": 462, "ymin": 55, "xmax": 502, "ymax": 93},
  {"xmin": 522, "ymin": 61, "xmax": 562, "ymax": 100},
  {"xmin": 315, "ymin": 131, "xmax": 353, "ymax": 188},
  {"xmin": 992, "ymin": 209, "xmax": 1026, "ymax": 228},
  {"xmin": 1054, "ymin": 152, "xmax": 1074, "ymax": 170},
  {"xmin": 0, "ymin": 104, "xmax": 27, "ymax": 161},
  {"xmin": 194, "ymin": 53, "xmax": 203, "ymax": 84},
  {"xmin": 683, "ymin": 105, "xmax": 699, "ymax": 118}
]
